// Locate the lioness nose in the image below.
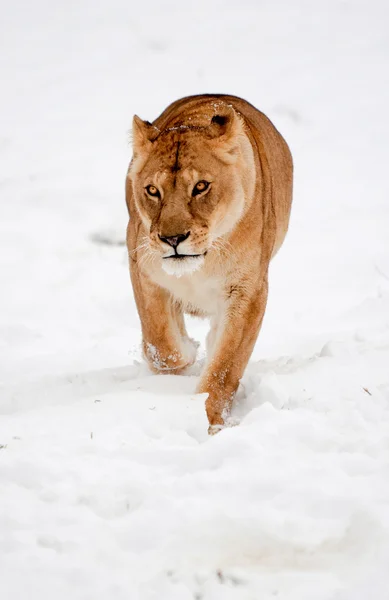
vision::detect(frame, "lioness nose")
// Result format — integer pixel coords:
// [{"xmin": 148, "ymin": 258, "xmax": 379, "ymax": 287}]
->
[{"xmin": 159, "ymin": 232, "xmax": 190, "ymax": 248}]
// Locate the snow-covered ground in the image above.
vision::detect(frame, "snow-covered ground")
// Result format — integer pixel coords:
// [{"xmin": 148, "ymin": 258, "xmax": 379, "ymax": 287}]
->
[{"xmin": 1, "ymin": 0, "xmax": 389, "ymax": 598}]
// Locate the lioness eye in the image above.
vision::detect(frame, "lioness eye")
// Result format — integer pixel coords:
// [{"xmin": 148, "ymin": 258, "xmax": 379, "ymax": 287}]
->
[
  {"xmin": 192, "ymin": 181, "xmax": 210, "ymax": 196},
  {"xmin": 145, "ymin": 184, "xmax": 160, "ymax": 198},
  {"xmin": 145, "ymin": 185, "xmax": 161, "ymax": 198}
]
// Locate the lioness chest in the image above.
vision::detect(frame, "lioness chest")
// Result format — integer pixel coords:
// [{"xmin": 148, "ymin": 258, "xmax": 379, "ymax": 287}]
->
[{"xmin": 150, "ymin": 267, "xmax": 223, "ymax": 316}]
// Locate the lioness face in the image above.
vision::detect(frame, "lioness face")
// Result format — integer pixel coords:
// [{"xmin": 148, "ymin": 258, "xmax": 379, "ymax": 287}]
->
[{"xmin": 129, "ymin": 111, "xmax": 249, "ymax": 276}]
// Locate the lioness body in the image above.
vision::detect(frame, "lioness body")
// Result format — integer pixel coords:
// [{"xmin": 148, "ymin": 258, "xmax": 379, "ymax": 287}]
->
[{"xmin": 126, "ymin": 94, "xmax": 293, "ymax": 431}]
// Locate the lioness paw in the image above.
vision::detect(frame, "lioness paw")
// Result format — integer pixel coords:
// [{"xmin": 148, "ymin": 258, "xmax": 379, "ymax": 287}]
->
[{"xmin": 144, "ymin": 340, "xmax": 196, "ymax": 373}]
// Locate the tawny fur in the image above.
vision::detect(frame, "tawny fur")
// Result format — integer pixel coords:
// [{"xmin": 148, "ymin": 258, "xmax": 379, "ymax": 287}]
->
[{"xmin": 126, "ymin": 94, "xmax": 293, "ymax": 432}]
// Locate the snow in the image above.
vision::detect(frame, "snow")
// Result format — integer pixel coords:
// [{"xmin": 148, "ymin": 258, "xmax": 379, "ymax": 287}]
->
[{"xmin": 1, "ymin": 0, "xmax": 389, "ymax": 598}]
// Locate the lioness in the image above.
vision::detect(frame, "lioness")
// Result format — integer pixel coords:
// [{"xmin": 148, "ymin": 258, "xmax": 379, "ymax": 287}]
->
[{"xmin": 126, "ymin": 94, "xmax": 293, "ymax": 433}]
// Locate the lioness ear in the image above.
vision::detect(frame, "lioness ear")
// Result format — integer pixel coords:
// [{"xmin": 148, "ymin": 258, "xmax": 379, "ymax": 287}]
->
[
  {"xmin": 131, "ymin": 115, "xmax": 160, "ymax": 155},
  {"xmin": 207, "ymin": 107, "xmax": 245, "ymax": 164}
]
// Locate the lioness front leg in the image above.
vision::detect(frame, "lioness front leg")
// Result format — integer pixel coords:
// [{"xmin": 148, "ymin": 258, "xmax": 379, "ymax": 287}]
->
[
  {"xmin": 197, "ymin": 277, "xmax": 268, "ymax": 432},
  {"xmin": 131, "ymin": 262, "xmax": 197, "ymax": 373}
]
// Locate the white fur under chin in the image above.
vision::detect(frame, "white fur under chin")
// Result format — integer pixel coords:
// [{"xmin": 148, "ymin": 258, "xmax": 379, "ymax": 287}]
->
[{"xmin": 161, "ymin": 255, "xmax": 205, "ymax": 278}]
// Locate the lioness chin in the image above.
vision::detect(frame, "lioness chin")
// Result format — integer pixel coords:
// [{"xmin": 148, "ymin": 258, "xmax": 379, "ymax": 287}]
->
[{"xmin": 126, "ymin": 94, "xmax": 293, "ymax": 433}]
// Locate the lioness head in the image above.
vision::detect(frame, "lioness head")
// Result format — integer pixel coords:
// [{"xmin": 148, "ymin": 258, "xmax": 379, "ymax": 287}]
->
[{"xmin": 129, "ymin": 105, "xmax": 255, "ymax": 277}]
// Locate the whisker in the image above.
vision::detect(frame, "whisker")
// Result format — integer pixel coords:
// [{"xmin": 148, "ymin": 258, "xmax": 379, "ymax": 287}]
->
[
  {"xmin": 128, "ymin": 236, "xmax": 149, "ymax": 256},
  {"xmin": 138, "ymin": 246, "xmax": 158, "ymax": 270},
  {"xmin": 129, "ymin": 242, "xmax": 148, "ymax": 256},
  {"xmin": 211, "ymin": 237, "xmax": 236, "ymax": 266}
]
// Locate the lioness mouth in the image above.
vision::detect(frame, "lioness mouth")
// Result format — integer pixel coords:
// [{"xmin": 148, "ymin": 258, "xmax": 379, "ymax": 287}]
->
[
  {"xmin": 163, "ymin": 254, "xmax": 203, "ymax": 260},
  {"xmin": 161, "ymin": 252, "xmax": 206, "ymax": 277}
]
